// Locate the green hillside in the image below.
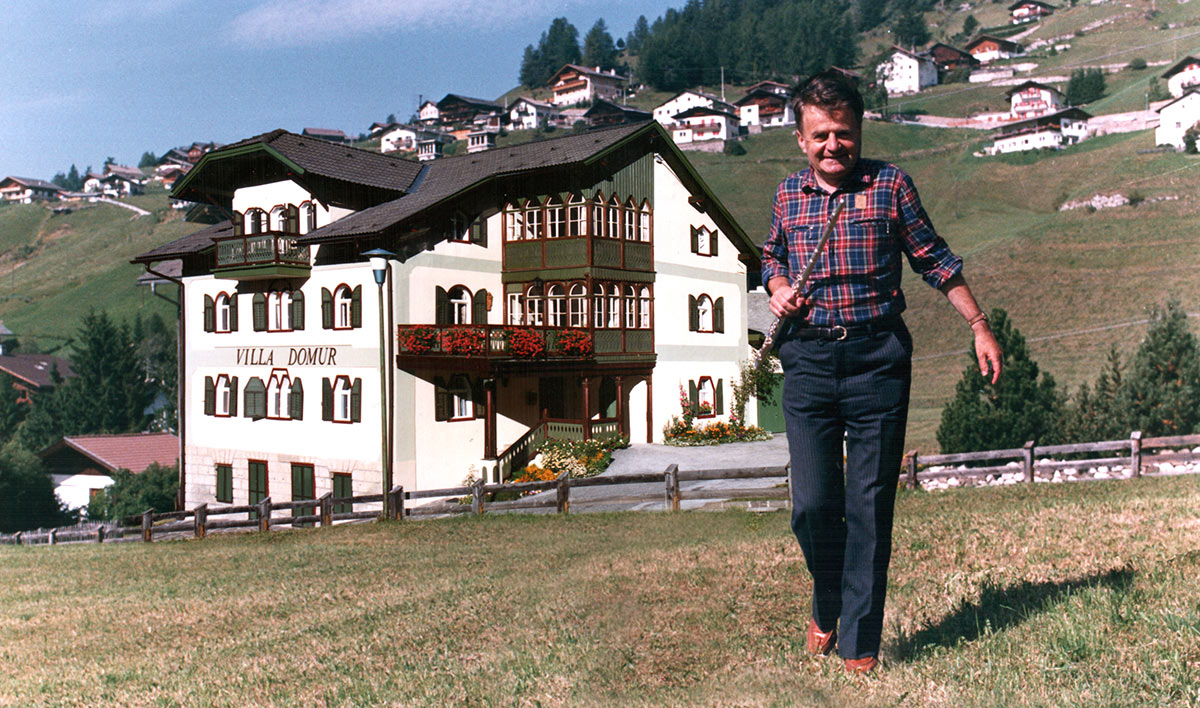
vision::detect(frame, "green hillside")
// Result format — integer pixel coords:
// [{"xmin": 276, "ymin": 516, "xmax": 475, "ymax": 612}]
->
[{"xmin": 0, "ymin": 187, "xmax": 192, "ymax": 352}]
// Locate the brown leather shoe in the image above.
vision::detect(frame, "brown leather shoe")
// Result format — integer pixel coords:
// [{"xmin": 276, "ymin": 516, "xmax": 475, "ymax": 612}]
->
[
  {"xmin": 805, "ymin": 618, "xmax": 837, "ymax": 655},
  {"xmin": 844, "ymin": 656, "xmax": 879, "ymax": 674}
]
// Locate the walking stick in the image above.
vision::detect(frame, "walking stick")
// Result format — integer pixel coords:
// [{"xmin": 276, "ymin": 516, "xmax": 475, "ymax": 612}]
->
[{"xmin": 755, "ymin": 199, "xmax": 844, "ymax": 371}]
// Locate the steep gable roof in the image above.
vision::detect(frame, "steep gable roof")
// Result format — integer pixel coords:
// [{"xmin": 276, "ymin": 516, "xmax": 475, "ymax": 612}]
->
[
  {"xmin": 295, "ymin": 121, "xmax": 756, "ymax": 262},
  {"xmin": 1161, "ymin": 56, "xmax": 1200, "ymax": 80},
  {"xmin": 0, "ymin": 354, "xmax": 75, "ymax": 389},
  {"xmin": 171, "ymin": 129, "xmax": 424, "ymax": 208},
  {"xmin": 131, "ymin": 220, "xmax": 232, "ymax": 264},
  {"xmin": 1, "ymin": 176, "xmax": 62, "ymax": 192},
  {"xmin": 1004, "ymin": 80, "xmax": 1062, "ymax": 98}
]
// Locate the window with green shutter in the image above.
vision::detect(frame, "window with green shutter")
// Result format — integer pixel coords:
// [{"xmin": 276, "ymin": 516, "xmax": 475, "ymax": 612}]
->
[
  {"xmin": 350, "ymin": 285, "xmax": 362, "ymax": 328},
  {"xmin": 203, "ymin": 295, "xmax": 215, "ymax": 332},
  {"xmin": 332, "ymin": 473, "xmax": 353, "ymax": 514},
  {"xmin": 289, "ymin": 378, "xmax": 304, "ymax": 420},
  {"xmin": 252, "ymin": 293, "xmax": 267, "ymax": 331},
  {"xmin": 248, "ymin": 460, "xmax": 268, "ymax": 506},
  {"xmin": 204, "ymin": 376, "xmax": 215, "ymax": 416},
  {"xmin": 321, "ymin": 287, "xmax": 334, "ymax": 329},
  {"xmin": 714, "ymin": 297, "xmax": 724, "ymax": 333},
  {"xmin": 350, "ymin": 378, "xmax": 362, "ymax": 422},
  {"xmin": 215, "ymin": 463, "xmax": 232, "ymax": 503},
  {"xmin": 291, "ymin": 290, "xmax": 305, "ymax": 330}
]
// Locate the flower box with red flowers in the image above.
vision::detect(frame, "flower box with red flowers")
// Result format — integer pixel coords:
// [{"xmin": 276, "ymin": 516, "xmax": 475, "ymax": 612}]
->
[
  {"xmin": 555, "ymin": 328, "xmax": 593, "ymax": 357},
  {"xmin": 398, "ymin": 325, "xmax": 439, "ymax": 354},
  {"xmin": 506, "ymin": 328, "xmax": 546, "ymax": 358},
  {"xmin": 440, "ymin": 326, "xmax": 486, "ymax": 356}
]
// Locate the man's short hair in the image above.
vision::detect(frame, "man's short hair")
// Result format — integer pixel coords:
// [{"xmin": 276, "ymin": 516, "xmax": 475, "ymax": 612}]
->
[{"xmin": 792, "ymin": 70, "xmax": 865, "ymax": 128}]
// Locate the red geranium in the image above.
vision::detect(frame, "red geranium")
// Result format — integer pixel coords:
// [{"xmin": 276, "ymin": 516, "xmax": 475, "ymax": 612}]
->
[
  {"xmin": 508, "ymin": 328, "xmax": 546, "ymax": 358},
  {"xmin": 398, "ymin": 326, "xmax": 439, "ymax": 354},
  {"xmin": 441, "ymin": 326, "xmax": 486, "ymax": 356},
  {"xmin": 555, "ymin": 328, "xmax": 593, "ymax": 357}
]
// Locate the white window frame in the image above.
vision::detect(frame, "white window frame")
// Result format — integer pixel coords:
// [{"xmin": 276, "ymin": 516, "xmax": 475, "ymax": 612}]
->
[
  {"xmin": 215, "ymin": 293, "xmax": 233, "ymax": 333},
  {"xmin": 624, "ymin": 285, "xmax": 637, "ymax": 329},
  {"xmin": 268, "ymin": 291, "xmax": 292, "ymax": 332},
  {"xmin": 267, "ymin": 369, "xmax": 291, "ymax": 420},
  {"xmin": 697, "ymin": 377, "xmax": 716, "ymax": 418},
  {"xmin": 547, "ymin": 284, "xmax": 566, "ymax": 327},
  {"xmin": 607, "ymin": 285, "xmax": 621, "ymax": 329},
  {"xmin": 697, "ymin": 294, "xmax": 714, "ymax": 333},
  {"xmin": 593, "ymin": 284, "xmax": 606, "ymax": 329},
  {"xmin": 546, "ymin": 197, "xmax": 565, "ymax": 239},
  {"xmin": 568, "ymin": 283, "xmax": 588, "ymax": 327},
  {"xmin": 524, "ymin": 199, "xmax": 542, "ymax": 240},
  {"xmin": 215, "ymin": 374, "xmax": 233, "ymax": 417},
  {"xmin": 334, "ymin": 285, "xmax": 353, "ymax": 330},
  {"xmin": 638, "ymin": 287, "xmax": 651, "ymax": 329},
  {"xmin": 568, "ymin": 194, "xmax": 586, "ymax": 237},
  {"xmin": 639, "ymin": 201, "xmax": 651, "ymax": 242},
  {"xmin": 525, "ymin": 285, "xmax": 544, "ymax": 326},
  {"xmin": 607, "ymin": 196, "xmax": 620, "ymax": 239},
  {"xmin": 592, "ymin": 195, "xmax": 605, "ymax": 237},
  {"xmin": 449, "ymin": 375, "xmax": 473, "ymax": 420},
  {"xmin": 333, "ymin": 376, "xmax": 353, "ymax": 423},
  {"xmin": 449, "ymin": 286, "xmax": 471, "ymax": 325},
  {"xmin": 508, "ymin": 292, "xmax": 524, "ymax": 325},
  {"xmin": 506, "ymin": 203, "xmax": 523, "ymax": 241}
]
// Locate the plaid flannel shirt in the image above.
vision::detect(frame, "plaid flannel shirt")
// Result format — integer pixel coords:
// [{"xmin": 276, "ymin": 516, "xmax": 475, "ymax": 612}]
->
[{"xmin": 761, "ymin": 158, "xmax": 962, "ymax": 327}]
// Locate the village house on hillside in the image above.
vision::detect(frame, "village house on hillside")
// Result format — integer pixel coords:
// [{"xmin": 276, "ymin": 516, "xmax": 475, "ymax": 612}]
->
[
  {"xmin": 927, "ymin": 43, "xmax": 979, "ymax": 76},
  {"xmin": 302, "ymin": 127, "xmax": 350, "ymax": 143},
  {"xmin": 133, "ymin": 122, "xmax": 759, "ymax": 514},
  {"xmin": 878, "ymin": 46, "xmax": 938, "ymax": 95},
  {"xmin": 39, "ymin": 432, "xmax": 179, "ymax": 512},
  {"xmin": 1006, "ymin": 80, "xmax": 1065, "ymax": 120},
  {"xmin": 1155, "ymin": 89, "xmax": 1200, "ymax": 150},
  {"xmin": 734, "ymin": 81, "xmax": 795, "ymax": 130},
  {"xmin": 652, "ymin": 90, "xmax": 737, "ymax": 127},
  {"xmin": 548, "ymin": 64, "xmax": 628, "ymax": 107},
  {"xmin": 435, "ymin": 94, "xmax": 504, "ymax": 128},
  {"xmin": 966, "ymin": 35, "xmax": 1025, "ymax": 64},
  {"xmin": 1161, "ymin": 56, "xmax": 1200, "ymax": 98},
  {"xmin": 507, "ymin": 97, "xmax": 563, "ymax": 131},
  {"xmin": 1009, "ymin": 0, "xmax": 1054, "ymax": 23},
  {"xmin": 668, "ymin": 105, "xmax": 741, "ymax": 150},
  {"xmin": 983, "ymin": 107, "xmax": 1091, "ymax": 154},
  {"xmin": 0, "ymin": 176, "xmax": 62, "ymax": 203},
  {"xmin": 583, "ymin": 99, "xmax": 651, "ymax": 127}
]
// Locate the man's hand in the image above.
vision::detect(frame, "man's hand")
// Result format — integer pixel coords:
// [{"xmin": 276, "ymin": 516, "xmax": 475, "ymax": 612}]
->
[
  {"xmin": 974, "ymin": 324, "xmax": 1002, "ymax": 384},
  {"xmin": 767, "ymin": 276, "xmax": 807, "ymax": 318}
]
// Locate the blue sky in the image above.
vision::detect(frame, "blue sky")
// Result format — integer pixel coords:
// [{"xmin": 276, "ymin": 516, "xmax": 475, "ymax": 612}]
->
[{"xmin": 1, "ymin": 0, "xmax": 679, "ymax": 180}]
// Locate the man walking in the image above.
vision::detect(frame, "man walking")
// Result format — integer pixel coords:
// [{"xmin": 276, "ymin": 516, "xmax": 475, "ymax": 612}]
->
[{"xmin": 762, "ymin": 71, "xmax": 1002, "ymax": 673}]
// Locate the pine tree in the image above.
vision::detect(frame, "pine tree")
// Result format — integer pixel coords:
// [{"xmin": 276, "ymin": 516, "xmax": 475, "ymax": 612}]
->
[
  {"xmin": 583, "ymin": 19, "xmax": 618, "ymax": 71},
  {"xmin": 626, "ymin": 15, "xmax": 650, "ymax": 54},
  {"xmin": 937, "ymin": 309, "xmax": 1063, "ymax": 453},
  {"xmin": 518, "ymin": 17, "xmax": 581, "ymax": 88},
  {"xmin": 892, "ymin": 8, "xmax": 930, "ymax": 48},
  {"xmin": 1061, "ymin": 346, "xmax": 1125, "ymax": 443},
  {"xmin": 1114, "ymin": 301, "xmax": 1200, "ymax": 436}
]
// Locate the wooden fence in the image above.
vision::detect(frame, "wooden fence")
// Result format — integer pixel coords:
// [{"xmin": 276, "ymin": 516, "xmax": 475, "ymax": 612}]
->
[{"xmin": 3, "ymin": 431, "xmax": 1197, "ymax": 547}]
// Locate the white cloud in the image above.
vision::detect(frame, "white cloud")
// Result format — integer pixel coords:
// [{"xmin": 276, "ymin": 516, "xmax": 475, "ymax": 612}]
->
[{"xmin": 225, "ymin": 0, "xmax": 584, "ymax": 46}]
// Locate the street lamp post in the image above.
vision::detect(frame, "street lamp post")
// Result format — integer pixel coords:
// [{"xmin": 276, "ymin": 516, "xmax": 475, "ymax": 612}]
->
[{"xmin": 363, "ymin": 248, "xmax": 395, "ymax": 518}]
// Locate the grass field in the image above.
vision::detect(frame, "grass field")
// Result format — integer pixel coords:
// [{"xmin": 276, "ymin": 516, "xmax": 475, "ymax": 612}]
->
[{"xmin": 1, "ymin": 475, "xmax": 1198, "ymax": 706}]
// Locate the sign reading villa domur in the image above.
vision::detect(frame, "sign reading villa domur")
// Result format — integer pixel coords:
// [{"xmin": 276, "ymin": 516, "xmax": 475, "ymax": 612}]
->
[{"xmin": 194, "ymin": 346, "xmax": 379, "ymax": 368}]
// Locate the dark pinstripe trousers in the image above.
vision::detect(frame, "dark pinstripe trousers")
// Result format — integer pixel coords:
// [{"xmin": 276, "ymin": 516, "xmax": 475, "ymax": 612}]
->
[{"xmin": 779, "ymin": 325, "xmax": 912, "ymax": 660}]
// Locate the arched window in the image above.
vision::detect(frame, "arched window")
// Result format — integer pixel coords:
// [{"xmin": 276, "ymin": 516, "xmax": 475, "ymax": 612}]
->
[
  {"xmin": 215, "ymin": 292, "xmax": 234, "ymax": 333},
  {"xmin": 524, "ymin": 198, "xmax": 543, "ymax": 240},
  {"xmin": 507, "ymin": 292, "xmax": 524, "ymax": 325},
  {"xmin": 335, "ymin": 285, "xmax": 353, "ymax": 329},
  {"xmin": 592, "ymin": 194, "xmax": 605, "ymax": 237},
  {"xmin": 246, "ymin": 209, "xmax": 267, "ymax": 234},
  {"xmin": 525, "ymin": 283, "xmax": 544, "ymax": 326},
  {"xmin": 268, "ymin": 291, "xmax": 292, "ymax": 331},
  {"xmin": 215, "ymin": 375, "xmax": 233, "ymax": 416},
  {"xmin": 639, "ymin": 200, "xmax": 652, "ymax": 242},
  {"xmin": 624, "ymin": 198, "xmax": 637, "ymax": 240},
  {"xmin": 546, "ymin": 196, "xmax": 565, "ymax": 238},
  {"xmin": 333, "ymin": 376, "xmax": 354, "ymax": 423},
  {"xmin": 505, "ymin": 202, "xmax": 523, "ymax": 241},
  {"xmin": 592, "ymin": 283, "xmax": 606, "ymax": 328},
  {"xmin": 448, "ymin": 285, "xmax": 472, "ymax": 325},
  {"xmin": 300, "ymin": 201, "xmax": 317, "ymax": 234},
  {"xmin": 568, "ymin": 283, "xmax": 587, "ymax": 327},
  {"xmin": 568, "ymin": 194, "xmax": 586, "ymax": 237},
  {"xmin": 608, "ymin": 284, "xmax": 621, "ymax": 328},
  {"xmin": 697, "ymin": 377, "xmax": 716, "ymax": 418},
  {"xmin": 271, "ymin": 206, "xmax": 287, "ymax": 232},
  {"xmin": 638, "ymin": 286, "xmax": 651, "ymax": 329},
  {"xmin": 697, "ymin": 295, "xmax": 714, "ymax": 333},
  {"xmin": 607, "ymin": 195, "xmax": 620, "ymax": 239},
  {"xmin": 547, "ymin": 284, "xmax": 566, "ymax": 327},
  {"xmin": 624, "ymin": 285, "xmax": 637, "ymax": 329},
  {"xmin": 267, "ymin": 369, "xmax": 291, "ymax": 420}
]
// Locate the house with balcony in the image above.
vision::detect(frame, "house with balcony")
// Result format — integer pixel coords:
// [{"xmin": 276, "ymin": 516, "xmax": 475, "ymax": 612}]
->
[
  {"xmin": 548, "ymin": 64, "xmax": 628, "ymax": 107},
  {"xmin": 983, "ymin": 107, "xmax": 1091, "ymax": 154},
  {"xmin": 1161, "ymin": 56, "xmax": 1200, "ymax": 99},
  {"xmin": 435, "ymin": 94, "xmax": 504, "ymax": 128},
  {"xmin": 669, "ymin": 106, "xmax": 741, "ymax": 149},
  {"xmin": 877, "ymin": 46, "xmax": 938, "ymax": 95},
  {"xmin": 652, "ymin": 90, "xmax": 737, "ymax": 128},
  {"xmin": 583, "ymin": 99, "xmax": 651, "ymax": 128},
  {"xmin": 735, "ymin": 85, "xmax": 795, "ymax": 130},
  {"xmin": 1006, "ymin": 80, "xmax": 1064, "ymax": 120},
  {"xmin": 965, "ymin": 35, "xmax": 1025, "ymax": 64},
  {"xmin": 0, "ymin": 176, "xmax": 62, "ymax": 203},
  {"xmin": 507, "ymin": 97, "xmax": 562, "ymax": 131},
  {"xmin": 133, "ymin": 122, "xmax": 759, "ymax": 514},
  {"xmin": 1010, "ymin": 1, "xmax": 1054, "ymax": 23}
]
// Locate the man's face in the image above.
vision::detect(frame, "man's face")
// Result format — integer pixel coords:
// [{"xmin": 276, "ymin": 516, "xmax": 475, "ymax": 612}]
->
[{"xmin": 796, "ymin": 104, "xmax": 861, "ymax": 191}]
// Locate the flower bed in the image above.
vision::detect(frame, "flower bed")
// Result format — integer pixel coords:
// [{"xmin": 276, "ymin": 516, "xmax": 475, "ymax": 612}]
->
[
  {"xmin": 524, "ymin": 435, "xmax": 629, "ymax": 480},
  {"xmin": 663, "ymin": 419, "xmax": 772, "ymax": 446}
]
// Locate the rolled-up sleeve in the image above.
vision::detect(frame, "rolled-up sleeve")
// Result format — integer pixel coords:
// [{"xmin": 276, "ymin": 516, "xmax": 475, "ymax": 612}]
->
[
  {"xmin": 761, "ymin": 184, "xmax": 791, "ymax": 288},
  {"xmin": 896, "ymin": 172, "xmax": 962, "ymax": 289}
]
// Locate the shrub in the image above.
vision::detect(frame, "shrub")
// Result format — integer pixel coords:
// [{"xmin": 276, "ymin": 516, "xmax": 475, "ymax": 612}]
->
[
  {"xmin": 87, "ymin": 463, "xmax": 178, "ymax": 522},
  {"xmin": 1128, "ymin": 57, "xmax": 1147, "ymax": 71},
  {"xmin": 0, "ymin": 446, "xmax": 76, "ymax": 533},
  {"xmin": 724, "ymin": 141, "xmax": 747, "ymax": 156}
]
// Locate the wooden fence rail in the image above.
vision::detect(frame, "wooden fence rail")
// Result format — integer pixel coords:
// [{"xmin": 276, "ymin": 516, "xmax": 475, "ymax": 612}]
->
[{"xmin": 4, "ymin": 430, "xmax": 1197, "ymax": 547}]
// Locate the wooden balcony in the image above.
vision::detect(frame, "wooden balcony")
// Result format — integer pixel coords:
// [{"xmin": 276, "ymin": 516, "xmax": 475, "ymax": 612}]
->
[
  {"xmin": 213, "ymin": 231, "xmax": 311, "ymax": 280},
  {"xmin": 396, "ymin": 324, "xmax": 654, "ymax": 369}
]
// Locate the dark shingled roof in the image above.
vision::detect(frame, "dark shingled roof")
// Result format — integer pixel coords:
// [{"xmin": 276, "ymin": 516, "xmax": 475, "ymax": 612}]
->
[
  {"xmin": 132, "ymin": 221, "xmax": 231, "ymax": 264},
  {"xmin": 297, "ymin": 122, "xmax": 649, "ymax": 243},
  {"xmin": 176, "ymin": 129, "xmax": 424, "ymax": 196},
  {"xmin": 0, "ymin": 354, "xmax": 76, "ymax": 390}
]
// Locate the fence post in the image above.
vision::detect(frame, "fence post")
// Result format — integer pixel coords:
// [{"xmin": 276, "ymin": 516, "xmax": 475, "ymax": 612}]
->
[
  {"xmin": 472, "ymin": 478, "xmax": 485, "ymax": 515},
  {"xmin": 556, "ymin": 473, "xmax": 570, "ymax": 514},
  {"xmin": 387, "ymin": 486, "xmax": 404, "ymax": 521},
  {"xmin": 14, "ymin": 531, "xmax": 21, "ymax": 546},
  {"xmin": 141, "ymin": 509, "xmax": 154, "ymax": 543},
  {"xmin": 1130, "ymin": 431, "xmax": 1143, "ymax": 478},
  {"xmin": 1022, "ymin": 440, "xmax": 1035, "ymax": 484},
  {"xmin": 905, "ymin": 450, "xmax": 919, "ymax": 490},
  {"xmin": 258, "ymin": 497, "xmax": 272, "ymax": 533},
  {"xmin": 664, "ymin": 464, "xmax": 680, "ymax": 512},
  {"xmin": 48, "ymin": 528, "xmax": 56, "ymax": 546},
  {"xmin": 319, "ymin": 492, "xmax": 333, "ymax": 526},
  {"xmin": 96, "ymin": 526, "xmax": 105, "ymax": 544},
  {"xmin": 194, "ymin": 504, "xmax": 207, "ymax": 539}
]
